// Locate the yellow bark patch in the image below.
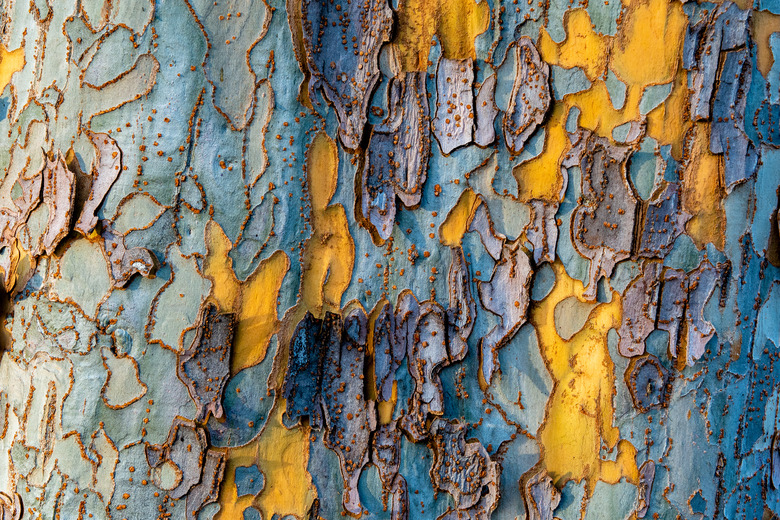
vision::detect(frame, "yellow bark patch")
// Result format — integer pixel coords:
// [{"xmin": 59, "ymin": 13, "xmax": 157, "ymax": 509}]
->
[
  {"xmin": 376, "ymin": 384, "xmax": 397, "ymax": 425},
  {"xmin": 610, "ymin": 0, "xmax": 687, "ymax": 86},
  {"xmin": 300, "ymin": 131, "xmax": 355, "ymax": 314},
  {"xmin": 393, "ymin": 0, "xmax": 490, "ymax": 71},
  {"xmin": 0, "ymin": 44, "xmax": 24, "ymax": 93},
  {"xmin": 646, "ymin": 67, "xmax": 690, "ymax": 161},
  {"xmin": 232, "ymin": 250, "xmax": 290, "ymax": 372},
  {"xmin": 203, "ymin": 221, "xmax": 290, "ymax": 374},
  {"xmin": 530, "ymin": 262, "xmax": 638, "ymax": 492},
  {"xmin": 253, "ymin": 402, "xmax": 315, "ymax": 517},
  {"xmin": 752, "ymin": 10, "xmax": 780, "ymax": 78},
  {"xmin": 439, "ymin": 188, "xmax": 478, "ymax": 246},
  {"xmin": 513, "ymin": 103, "xmax": 569, "ymax": 202},
  {"xmin": 566, "ymin": 81, "xmax": 642, "ymax": 137},
  {"xmin": 214, "ymin": 443, "xmax": 259, "ymax": 519},
  {"xmin": 529, "ymin": 0, "xmax": 690, "ymax": 203},
  {"xmin": 216, "ymin": 402, "xmax": 315, "ymax": 519},
  {"xmin": 538, "ymin": 10, "xmax": 609, "ymax": 81},
  {"xmin": 680, "ymin": 124, "xmax": 726, "ymax": 250}
]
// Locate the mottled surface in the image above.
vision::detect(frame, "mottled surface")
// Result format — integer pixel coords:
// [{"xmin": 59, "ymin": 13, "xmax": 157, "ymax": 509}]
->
[{"xmin": 0, "ymin": 0, "xmax": 779, "ymax": 519}]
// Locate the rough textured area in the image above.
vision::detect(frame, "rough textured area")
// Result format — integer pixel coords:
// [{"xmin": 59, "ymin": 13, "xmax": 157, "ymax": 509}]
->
[{"xmin": 0, "ymin": 0, "xmax": 779, "ymax": 518}]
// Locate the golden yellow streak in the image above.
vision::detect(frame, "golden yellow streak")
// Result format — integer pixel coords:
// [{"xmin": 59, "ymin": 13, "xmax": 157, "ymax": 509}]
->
[
  {"xmin": 439, "ymin": 188, "xmax": 478, "ymax": 246},
  {"xmin": 203, "ymin": 222, "xmax": 239, "ymax": 313},
  {"xmin": 513, "ymin": 103, "xmax": 569, "ymax": 202},
  {"xmin": 393, "ymin": 0, "xmax": 489, "ymax": 71},
  {"xmin": 680, "ymin": 123, "xmax": 726, "ymax": 250},
  {"xmin": 531, "ymin": 262, "xmax": 638, "ymax": 492},
  {"xmin": 609, "ymin": 0, "xmax": 686, "ymax": 86},
  {"xmin": 234, "ymin": 251, "xmax": 289, "ymax": 372},
  {"xmin": 203, "ymin": 221, "xmax": 290, "ymax": 374},
  {"xmin": 0, "ymin": 44, "xmax": 24, "ymax": 94},
  {"xmin": 566, "ymin": 82, "xmax": 642, "ymax": 138},
  {"xmin": 437, "ymin": 0, "xmax": 490, "ymax": 61},
  {"xmin": 376, "ymin": 384, "xmax": 397, "ymax": 425},
  {"xmin": 646, "ymin": 67, "xmax": 690, "ymax": 161},
  {"xmin": 394, "ymin": 0, "xmax": 437, "ymax": 71},
  {"xmin": 215, "ymin": 402, "xmax": 316, "ymax": 520},
  {"xmin": 300, "ymin": 131, "xmax": 354, "ymax": 314},
  {"xmin": 528, "ymin": 0, "xmax": 691, "ymax": 203},
  {"xmin": 215, "ymin": 443, "xmax": 260, "ymax": 519},
  {"xmin": 221, "ymin": 131, "xmax": 358, "ymax": 518},
  {"xmin": 538, "ymin": 10, "xmax": 609, "ymax": 81},
  {"xmin": 253, "ymin": 401, "xmax": 315, "ymax": 518}
]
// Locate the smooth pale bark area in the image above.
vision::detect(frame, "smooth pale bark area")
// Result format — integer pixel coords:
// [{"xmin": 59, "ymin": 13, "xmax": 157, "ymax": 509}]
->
[{"xmin": 0, "ymin": 0, "xmax": 778, "ymax": 519}]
